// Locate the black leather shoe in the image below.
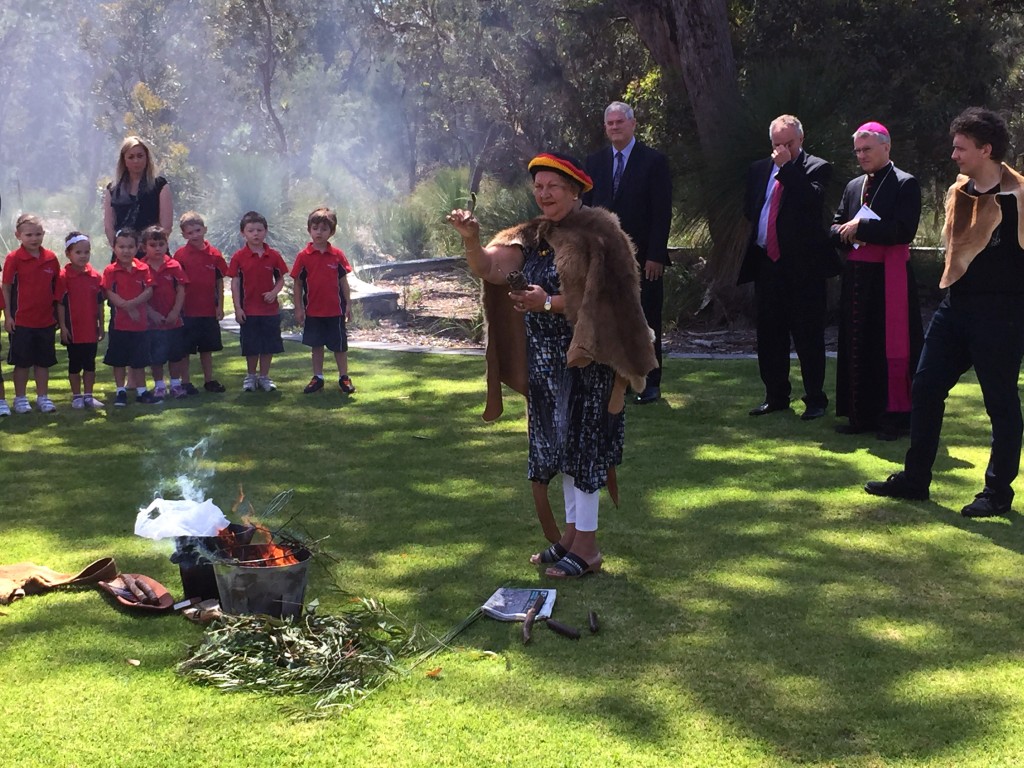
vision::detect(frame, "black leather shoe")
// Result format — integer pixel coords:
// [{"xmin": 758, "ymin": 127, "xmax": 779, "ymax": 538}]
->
[
  {"xmin": 864, "ymin": 472, "xmax": 929, "ymax": 500},
  {"xmin": 961, "ymin": 490, "xmax": 1012, "ymax": 518},
  {"xmin": 836, "ymin": 422, "xmax": 872, "ymax": 435},
  {"xmin": 636, "ymin": 385, "xmax": 660, "ymax": 404},
  {"xmin": 749, "ymin": 401, "xmax": 790, "ymax": 416},
  {"xmin": 800, "ymin": 405, "xmax": 826, "ymax": 421}
]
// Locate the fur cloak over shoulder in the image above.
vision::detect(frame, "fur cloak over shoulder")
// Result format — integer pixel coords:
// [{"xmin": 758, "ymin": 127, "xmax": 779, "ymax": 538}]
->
[
  {"xmin": 940, "ymin": 163, "xmax": 1024, "ymax": 288},
  {"xmin": 480, "ymin": 206, "xmax": 658, "ymax": 422}
]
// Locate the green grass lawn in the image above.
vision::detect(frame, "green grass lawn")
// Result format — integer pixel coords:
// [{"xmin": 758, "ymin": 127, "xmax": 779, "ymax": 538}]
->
[{"xmin": 3, "ymin": 339, "xmax": 1024, "ymax": 768}]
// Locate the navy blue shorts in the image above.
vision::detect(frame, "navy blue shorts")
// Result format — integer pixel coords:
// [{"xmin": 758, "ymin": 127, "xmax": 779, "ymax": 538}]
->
[
  {"xmin": 7, "ymin": 326, "xmax": 58, "ymax": 368},
  {"xmin": 239, "ymin": 314, "xmax": 284, "ymax": 357},
  {"xmin": 149, "ymin": 327, "xmax": 189, "ymax": 365},
  {"xmin": 183, "ymin": 316, "xmax": 223, "ymax": 354},
  {"xmin": 67, "ymin": 342, "xmax": 99, "ymax": 374},
  {"xmin": 103, "ymin": 329, "xmax": 150, "ymax": 369},
  {"xmin": 301, "ymin": 315, "xmax": 348, "ymax": 353}
]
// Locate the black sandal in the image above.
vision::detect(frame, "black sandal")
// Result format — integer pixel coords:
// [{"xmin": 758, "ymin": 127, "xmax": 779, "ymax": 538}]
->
[
  {"xmin": 530, "ymin": 542, "xmax": 567, "ymax": 565},
  {"xmin": 545, "ymin": 552, "xmax": 602, "ymax": 579}
]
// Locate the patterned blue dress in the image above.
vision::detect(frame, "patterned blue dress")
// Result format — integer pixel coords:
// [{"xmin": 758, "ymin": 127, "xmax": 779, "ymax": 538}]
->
[{"xmin": 521, "ymin": 240, "xmax": 624, "ymax": 494}]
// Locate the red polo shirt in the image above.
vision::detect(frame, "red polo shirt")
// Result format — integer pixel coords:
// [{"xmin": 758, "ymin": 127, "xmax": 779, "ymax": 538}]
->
[
  {"xmin": 290, "ymin": 243, "xmax": 352, "ymax": 317},
  {"xmin": 2, "ymin": 246, "xmax": 60, "ymax": 328},
  {"xmin": 228, "ymin": 245, "xmax": 287, "ymax": 317},
  {"xmin": 57, "ymin": 264, "xmax": 104, "ymax": 344},
  {"xmin": 146, "ymin": 256, "xmax": 189, "ymax": 329},
  {"xmin": 174, "ymin": 241, "xmax": 229, "ymax": 318},
  {"xmin": 102, "ymin": 259, "xmax": 153, "ymax": 332}
]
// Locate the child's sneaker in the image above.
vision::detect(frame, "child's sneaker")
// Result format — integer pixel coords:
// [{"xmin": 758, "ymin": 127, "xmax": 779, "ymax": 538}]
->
[
  {"xmin": 13, "ymin": 396, "xmax": 32, "ymax": 414},
  {"xmin": 204, "ymin": 380, "xmax": 226, "ymax": 393},
  {"xmin": 37, "ymin": 397, "xmax": 57, "ymax": 414},
  {"xmin": 184, "ymin": 382, "xmax": 201, "ymax": 396},
  {"xmin": 303, "ymin": 376, "xmax": 325, "ymax": 394},
  {"xmin": 339, "ymin": 375, "xmax": 356, "ymax": 394},
  {"xmin": 114, "ymin": 390, "xmax": 129, "ymax": 407},
  {"xmin": 170, "ymin": 384, "xmax": 188, "ymax": 399},
  {"xmin": 72, "ymin": 395, "xmax": 86, "ymax": 410},
  {"xmin": 0, "ymin": 400, "xmax": 10, "ymax": 417},
  {"xmin": 243, "ymin": 374, "xmax": 257, "ymax": 392},
  {"xmin": 153, "ymin": 382, "xmax": 168, "ymax": 399},
  {"xmin": 84, "ymin": 395, "xmax": 105, "ymax": 409},
  {"xmin": 258, "ymin": 376, "xmax": 277, "ymax": 392},
  {"xmin": 137, "ymin": 390, "xmax": 162, "ymax": 404}
]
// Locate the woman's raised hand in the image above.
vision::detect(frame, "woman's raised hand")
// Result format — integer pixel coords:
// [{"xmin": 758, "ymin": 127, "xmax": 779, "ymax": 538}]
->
[{"xmin": 446, "ymin": 209, "xmax": 480, "ymax": 240}]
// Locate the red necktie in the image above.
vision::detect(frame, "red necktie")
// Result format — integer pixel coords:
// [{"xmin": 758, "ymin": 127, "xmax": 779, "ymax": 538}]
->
[{"xmin": 766, "ymin": 179, "xmax": 782, "ymax": 262}]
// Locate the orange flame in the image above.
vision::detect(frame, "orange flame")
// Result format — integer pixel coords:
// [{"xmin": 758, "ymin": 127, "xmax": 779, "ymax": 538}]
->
[{"xmin": 216, "ymin": 521, "xmax": 300, "ymax": 567}]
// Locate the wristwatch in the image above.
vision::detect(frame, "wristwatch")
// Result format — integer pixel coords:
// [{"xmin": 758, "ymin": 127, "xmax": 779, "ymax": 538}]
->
[{"xmin": 543, "ymin": 295, "xmax": 552, "ymax": 312}]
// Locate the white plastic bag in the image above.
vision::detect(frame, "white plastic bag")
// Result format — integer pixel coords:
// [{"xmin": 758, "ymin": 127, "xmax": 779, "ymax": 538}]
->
[{"xmin": 134, "ymin": 498, "xmax": 230, "ymax": 540}]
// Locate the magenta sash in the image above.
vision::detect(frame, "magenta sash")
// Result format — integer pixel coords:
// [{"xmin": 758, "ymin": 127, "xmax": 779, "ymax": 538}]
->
[{"xmin": 848, "ymin": 243, "xmax": 912, "ymax": 411}]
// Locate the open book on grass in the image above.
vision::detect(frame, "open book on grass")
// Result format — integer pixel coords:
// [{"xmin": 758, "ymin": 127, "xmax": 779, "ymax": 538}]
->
[{"xmin": 482, "ymin": 587, "xmax": 556, "ymax": 621}]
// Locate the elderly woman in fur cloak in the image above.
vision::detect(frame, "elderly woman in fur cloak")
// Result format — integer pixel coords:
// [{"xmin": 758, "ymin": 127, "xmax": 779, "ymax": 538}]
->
[{"xmin": 447, "ymin": 152, "xmax": 656, "ymax": 578}]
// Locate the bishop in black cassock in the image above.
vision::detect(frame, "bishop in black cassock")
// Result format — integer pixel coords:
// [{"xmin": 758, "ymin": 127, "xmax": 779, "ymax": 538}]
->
[{"xmin": 830, "ymin": 121, "xmax": 923, "ymax": 440}]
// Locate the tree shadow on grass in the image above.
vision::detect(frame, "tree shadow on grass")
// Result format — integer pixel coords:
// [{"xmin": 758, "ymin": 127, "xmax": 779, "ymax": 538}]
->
[
  {"xmin": 3, "ymin": 351, "xmax": 1023, "ymax": 763},
  {"xmin": 592, "ymin": 359, "xmax": 1022, "ymax": 763}
]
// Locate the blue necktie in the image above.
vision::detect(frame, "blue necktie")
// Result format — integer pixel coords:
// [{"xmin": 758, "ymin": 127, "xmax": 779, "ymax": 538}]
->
[{"xmin": 613, "ymin": 151, "xmax": 624, "ymax": 196}]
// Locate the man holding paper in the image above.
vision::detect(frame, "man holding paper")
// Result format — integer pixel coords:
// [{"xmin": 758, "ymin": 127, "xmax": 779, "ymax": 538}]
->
[{"xmin": 830, "ymin": 122, "xmax": 923, "ymax": 440}]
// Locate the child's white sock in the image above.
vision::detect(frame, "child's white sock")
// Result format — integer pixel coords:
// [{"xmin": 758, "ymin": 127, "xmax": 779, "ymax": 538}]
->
[{"xmin": 136, "ymin": 386, "xmax": 147, "ymax": 396}]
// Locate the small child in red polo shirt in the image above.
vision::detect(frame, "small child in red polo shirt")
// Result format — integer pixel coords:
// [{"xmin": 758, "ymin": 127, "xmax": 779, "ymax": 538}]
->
[
  {"xmin": 1, "ymin": 213, "xmax": 61, "ymax": 414},
  {"xmin": 102, "ymin": 228, "xmax": 157, "ymax": 407},
  {"xmin": 141, "ymin": 226, "xmax": 189, "ymax": 399},
  {"xmin": 56, "ymin": 231, "xmax": 106, "ymax": 409},
  {"xmin": 228, "ymin": 211, "xmax": 286, "ymax": 392},
  {"xmin": 0, "ymin": 291, "xmax": 8, "ymax": 416},
  {"xmin": 291, "ymin": 207, "xmax": 356, "ymax": 395},
  {"xmin": 174, "ymin": 211, "xmax": 229, "ymax": 394}
]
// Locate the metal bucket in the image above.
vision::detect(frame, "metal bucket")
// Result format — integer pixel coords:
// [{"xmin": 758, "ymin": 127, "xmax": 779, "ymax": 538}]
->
[
  {"xmin": 172, "ymin": 523, "xmax": 257, "ymax": 601},
  {"xmin": 212, "ymin": 546, "xmax": 312, "ymax": 619}
]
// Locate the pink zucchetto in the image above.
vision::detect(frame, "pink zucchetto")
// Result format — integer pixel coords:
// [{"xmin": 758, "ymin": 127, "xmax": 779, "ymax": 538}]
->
[{"xmin": 856, "ymin": 121, "xmax": 890, "ymax": 138}]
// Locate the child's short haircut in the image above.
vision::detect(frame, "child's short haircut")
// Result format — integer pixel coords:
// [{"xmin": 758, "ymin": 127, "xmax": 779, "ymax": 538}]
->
[
  {"xmin": 15, "ymin": 213, "xmax": 43, "ymax": 231},
  {"xmin": 179, "ymin": 210, "xmax": 206, "ymax": 229},
  {"xmin": 307, "ymin": 207, "xmax": 338, "ymax": 236},
  {"xmin": 240, "ymin": 211, "xmax": 268, "ymax": 231},
  {"xmin": 114, "ymin": 227, "xmax": 140, "ymax": 245},
  {"xmin": 140, "ymin": 225, "xmax": 168, "ymax": 244}
]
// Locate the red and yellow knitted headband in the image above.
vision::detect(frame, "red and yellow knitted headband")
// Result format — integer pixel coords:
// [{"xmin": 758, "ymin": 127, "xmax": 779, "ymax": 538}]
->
[{"xmin": 528, "ymin": 153, "xmax": 594, "ymax": 193}]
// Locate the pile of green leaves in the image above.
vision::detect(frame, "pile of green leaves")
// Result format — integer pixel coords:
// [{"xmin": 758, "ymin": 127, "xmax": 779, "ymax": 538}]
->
[{"xmin": 178, "ymin": 598, "xmax": 425, "ymax": 715}]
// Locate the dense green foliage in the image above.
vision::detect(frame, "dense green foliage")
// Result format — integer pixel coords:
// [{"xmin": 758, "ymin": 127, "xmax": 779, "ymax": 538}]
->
[{"xmin": 0, "ymin": 1, "xmax": 1022, "ymax": 283}]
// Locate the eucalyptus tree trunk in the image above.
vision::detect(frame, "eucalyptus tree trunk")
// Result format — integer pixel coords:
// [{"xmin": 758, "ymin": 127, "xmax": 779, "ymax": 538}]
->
[{"xmin": 616, "ymin": 0, "xmax": 751, "ymax": 320}]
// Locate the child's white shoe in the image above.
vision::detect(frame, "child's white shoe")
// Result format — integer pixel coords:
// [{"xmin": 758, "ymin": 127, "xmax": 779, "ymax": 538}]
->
[
  {"xmin": 37, "ymin": 396, "xmax": 57, "ymax": 414},
  {"xmin": 13, "ymin": 396, "xmax": 32, "ymax": 414},
  {"xmin": 0, "ymin": 399, "xmax": 10, "ymax": 417}
]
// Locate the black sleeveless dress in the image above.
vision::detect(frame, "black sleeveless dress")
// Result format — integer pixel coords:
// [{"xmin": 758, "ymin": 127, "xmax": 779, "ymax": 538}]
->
[{"xmin": 107, "ymin": 175, "xmax": 168, "ymax": 233}]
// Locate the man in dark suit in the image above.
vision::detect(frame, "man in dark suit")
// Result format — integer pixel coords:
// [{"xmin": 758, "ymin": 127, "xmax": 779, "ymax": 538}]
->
[
  {"xmin": 585, "ymin": 101, "xmax": 672, "ymax": 404},
  {"xmin": 739, "ymin": 114, "xmax": 837, "ymax": 420}
]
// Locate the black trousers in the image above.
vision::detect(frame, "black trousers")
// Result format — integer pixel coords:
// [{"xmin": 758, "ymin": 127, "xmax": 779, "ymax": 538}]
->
[
  {"xmin": 640, "ymin": 270, "xmax": 664, "ymax": 388},
  {"xmin": 753, "ymin": 257, "xmax": 827, "ymax": 408},
  {"xmin": 903, "ymin": 296, "xmax": 1024, "ymax": 497}
]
